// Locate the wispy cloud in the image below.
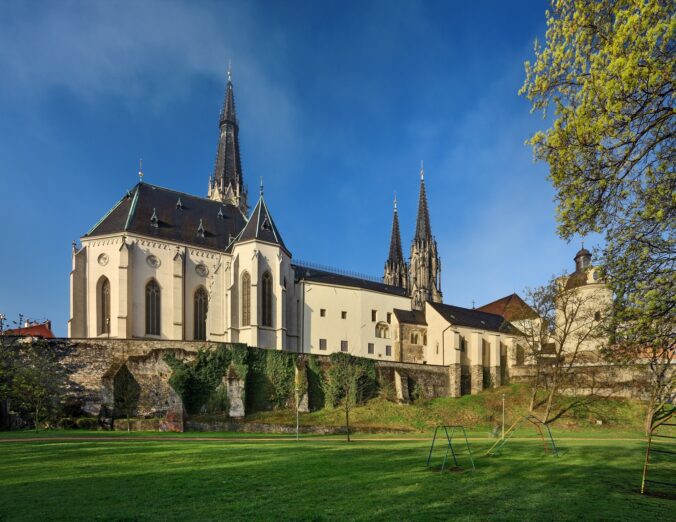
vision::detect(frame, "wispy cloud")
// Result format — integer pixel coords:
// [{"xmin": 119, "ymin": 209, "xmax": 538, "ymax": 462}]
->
[{"xmin": 0, "ymin": 0, "xmax": 299, "ymax": 165}]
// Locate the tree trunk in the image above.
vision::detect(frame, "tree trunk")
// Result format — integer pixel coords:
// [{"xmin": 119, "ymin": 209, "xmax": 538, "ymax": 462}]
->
[
  {"xmin": 34, "ymin": 405, "xmax": 40, "ymax": 433},
  {"xmin": 543, "ymin": 371, "xmax": 560, "ymax": 423},
  {"xmin": 127, "ymin": 413, "xmax": 131, "ymax": 433},
  {"xmin": 529, "ymin": 382, "xmax": 538, "ymax": 412},
  {"xmin": 345, "ymin": 406, "xmax": 350, "ymax": 442}
]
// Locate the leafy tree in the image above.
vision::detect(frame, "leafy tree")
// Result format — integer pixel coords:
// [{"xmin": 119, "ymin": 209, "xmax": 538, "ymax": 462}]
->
[
  {"xmin": 12, "ymin": 340, "xmax": 69, "ymax": 431},
  {"xmin": 521, "ymin": 0, "xmax": 674, "ymax": 431},
  {"xmin": 325, "ymin": 353, "xmax": 375, "ymax": 442},
  {"xmin": 520, "ymin": 275, "xmax": 609, "ymax": 423}
]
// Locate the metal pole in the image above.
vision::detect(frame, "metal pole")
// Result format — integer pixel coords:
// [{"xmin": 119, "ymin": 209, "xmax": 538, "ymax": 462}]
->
[{"xmin": 502, "ymin": 394, "xmax": 505, "ymax": 440}]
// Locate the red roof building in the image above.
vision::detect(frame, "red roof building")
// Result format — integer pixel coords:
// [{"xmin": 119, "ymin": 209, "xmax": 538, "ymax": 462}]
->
[
  {"xmin": 3, "ymin": 321, "xmax": 55, "ymax": 339},
  {"xmin": 477, "ymin": 293, "xmax": 538, "ymax": 322}
]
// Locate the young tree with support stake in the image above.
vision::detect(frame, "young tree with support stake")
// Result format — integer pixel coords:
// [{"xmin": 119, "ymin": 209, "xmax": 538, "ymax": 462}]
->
[
  {"xmin": 521, "ymin": 0, "xmax": 674, "ymax": 433},
  {"xmin": 326, "ymin": 353, "xmax": 374, "ymax": 442}
]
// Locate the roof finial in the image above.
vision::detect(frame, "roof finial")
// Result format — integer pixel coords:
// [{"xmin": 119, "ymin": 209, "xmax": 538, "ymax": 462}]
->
[
  {"xmin": 260, "ymin": 177, "xmax": 264, "ymax": 197},
  {"xmin": 420, "ymin": 160, "xmax": 424, "ymax": 181},
  {"xmin": 393, "ymin": 192, "xmax": 398, "ymax": 212},
  {"xmin": 227, "ymin": 59, "xmax": 232, "ymax": 82},
  {"xmin": 138, "ymin": 158, "xmax": 144, "ymax": 182}
]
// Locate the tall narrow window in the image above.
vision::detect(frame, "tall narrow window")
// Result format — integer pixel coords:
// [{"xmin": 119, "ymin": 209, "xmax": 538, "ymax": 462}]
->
[
  {"xmin": 194, "ymin": 286, "xmax": 208, "ymax": 340},
  {"xmin": 241, "ymin": 272, "xmax": 251, "ymax": 327},
  {"xmin": 98, "ymin": 276, "xmax": 110, "ymax": 335},
  {"xmin": 145, "ymin": 279, "xmax": 161, "ymax": 336},
  {"xmin": 261, "ymin": 271, "xmax": 273, "ymax": 327}
]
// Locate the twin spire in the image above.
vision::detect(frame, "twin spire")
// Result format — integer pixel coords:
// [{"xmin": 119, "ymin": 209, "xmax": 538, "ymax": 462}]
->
[
  {"xmin": 386, "ymin": 162, "xmax": 433, "ymax": 266},
  {"xmin": 384, "ymin": 163, "xmax": 442, "ymax": 308}
]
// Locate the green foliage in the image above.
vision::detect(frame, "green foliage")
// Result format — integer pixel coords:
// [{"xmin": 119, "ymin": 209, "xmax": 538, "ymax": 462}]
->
[
  {"xmin": 113, "ymin": 365, "xmax": 140, "ymax": 426},
  {"xmin": 306, "ymin": 355, "xmax": 325, "ymax": 411},
  {"xmin": 164, "ymin": 344, "xmax": 248, "ymax": 415},
  {"xmin": 521, "ymin": 0, "xmax": 675, "ymax": 425},
  {"xmin": 410, "ymin": 380, "xmax": 425, "ymax": 404},
  {"xmin": 324, "ymin": 352, "xmax": 376, "ymax": 408},
  {"xmin": 204, "ymin": 384, "xmax": 229, "ymax": 415},
  {"xmin": 9, "ymin": 340, "xmax": 70, "ymax": 430},
  {"xmin": 265, "ymin": 350, "xmax": 295, "ymax": 408}
]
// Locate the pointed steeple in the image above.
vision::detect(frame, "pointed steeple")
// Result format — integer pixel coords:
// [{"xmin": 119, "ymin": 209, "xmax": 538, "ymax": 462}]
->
[
  {"xmin": 409, "ymin": 162, "xmax": 441, "ymax": 309},
  {"xmin": 384, "ymin": 194, "xmax": 408, "ymax": 290},
  {"xmin": 209, "ymin": 65, "xmax": 248, "ymax": 214},
  {"xmin": 230, "ymin": 191, "xmax": 290, "ymax": 256},
  {"xmin": 414, "ymin": 161, "xmax": 432, "ymax": 241},
  {"xmin": 388, "ymin": 195, "xmax": 404, "ymax": 264}
]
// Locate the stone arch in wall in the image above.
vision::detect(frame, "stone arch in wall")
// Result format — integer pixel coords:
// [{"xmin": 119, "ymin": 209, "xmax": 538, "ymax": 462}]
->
[
  {"xmin": 113, "ymin": 364, "xmax": 141, "ymax": 427},
  {"xmin": 100, "ymin": 349, "xmax": 185, "ymax": 431}
]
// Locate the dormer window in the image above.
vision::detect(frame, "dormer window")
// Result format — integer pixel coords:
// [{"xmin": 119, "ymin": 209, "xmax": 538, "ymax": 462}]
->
[
  {"xmin": 176, "ymin": 197, "xmax": 183, "ymax": 210},
  {"xmin": 217, "ymin": 207, "xmax": 224, "ymax": 219},
  {"xmin": 150, "ymin": 208, "xmax": 159, "ymax": 228},
  {"xmin": 261, "ymin": 215, "xmax": 272, "ymax": 231},
  {"xmin": 197, "ymin": 219, "xmax": 205, "ymax": 238}
]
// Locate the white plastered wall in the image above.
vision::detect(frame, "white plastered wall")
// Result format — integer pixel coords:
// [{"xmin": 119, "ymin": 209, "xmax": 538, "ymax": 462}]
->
[{"xmin": 300, "ymin": 282, "xmax": 410, "ymax": 359}]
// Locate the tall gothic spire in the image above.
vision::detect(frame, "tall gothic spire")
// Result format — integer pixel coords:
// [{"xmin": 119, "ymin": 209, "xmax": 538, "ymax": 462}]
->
[
  {"xmin": 209, "ymin": 65, "xmax": 248, "ymax": 214},
  {"xmin": 414, "ymin": 162, "xmax": 432, "ymax": 241},
  {"xmin": 409, "ymin": 162, "xmax": 442, "ymax": 309},
  {"xmin": 384, "ymin": 194, "xmax": 408, "ymax": 290},
  {"xmin": 388, "ymin": 195, "xmax": 404, "ymax": 263}
]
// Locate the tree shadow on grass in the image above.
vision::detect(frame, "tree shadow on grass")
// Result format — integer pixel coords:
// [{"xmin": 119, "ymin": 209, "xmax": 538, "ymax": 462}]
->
[{"xmin": 0, "ymin": 440, "xmax": 671, "ymax": 521}]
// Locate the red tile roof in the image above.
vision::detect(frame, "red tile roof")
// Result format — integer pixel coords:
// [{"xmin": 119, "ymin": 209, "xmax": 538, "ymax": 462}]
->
[
  {"xmin": 4, "ymin": 322, "xmax": 55, "ymax": 339},
  {"xmin": 477, "ymin": 293, "xmax": 538, "ymax": 321}
]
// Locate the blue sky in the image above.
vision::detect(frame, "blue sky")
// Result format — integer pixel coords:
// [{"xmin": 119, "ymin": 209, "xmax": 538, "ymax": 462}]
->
[{"xmin": 0, "ymin": 0, "xmax": 592, "ymax": 335}]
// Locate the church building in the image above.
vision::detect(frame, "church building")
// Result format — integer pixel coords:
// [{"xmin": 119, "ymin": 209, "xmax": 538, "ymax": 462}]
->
[{"xmin": 69, "ymin": 70, "xmax": 525, "ymax": 396}]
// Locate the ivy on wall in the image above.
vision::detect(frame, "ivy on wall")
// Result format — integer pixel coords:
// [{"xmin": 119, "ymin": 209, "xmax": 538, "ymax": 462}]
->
[
  {"xmin": 324, "ymin": 352, "xmax": 377, "ymax": 408},
  {"xmin": 164, "ymin": 344, "xmax": 246, "ymax": 415},
  {"xmin": 307, "ymin": 355, "xmax": 325, "ymax": 411},
  {"xmin": 164, "ymin": 346, "xmax": 382, "ymax": 417}
]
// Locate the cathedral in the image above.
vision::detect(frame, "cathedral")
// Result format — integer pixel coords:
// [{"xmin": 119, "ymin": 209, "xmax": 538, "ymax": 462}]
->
[{"xmin": 69, "ymin": 71, "xmax": 536, "ymax": 395}]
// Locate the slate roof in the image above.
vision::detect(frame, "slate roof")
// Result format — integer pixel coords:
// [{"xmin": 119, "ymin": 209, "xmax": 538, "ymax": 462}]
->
[
  {"xmin": 293, "ymin": 265, "xmax": 408, "ymax": 297},
  {"xmin": 429, "ymin": 302, "xmax": 521, "ymax": 335},
  {"xmin": 84, "ymin": 183, "xmax": 247, "ymax": 251},
  {"xmin": 393, "ymin": 308, "xmax": 427, "ymax": 325},
  {"xmin": 231, "ymin": 195, "xmax": 290, "ymax": 255},
  {"xmin": 477, "ymin": 293, "xmax": 538, "ymax": 321}
]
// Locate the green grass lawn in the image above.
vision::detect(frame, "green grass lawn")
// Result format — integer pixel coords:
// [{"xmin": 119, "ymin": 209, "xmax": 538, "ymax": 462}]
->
[{"xmin": 0, "ymin": 435, "xmax": 672, "ymax": 521}]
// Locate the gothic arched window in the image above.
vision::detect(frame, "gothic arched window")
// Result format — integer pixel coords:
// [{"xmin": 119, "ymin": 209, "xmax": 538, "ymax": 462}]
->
[
  {"xmin": 98, "ymin": 276, "xmax": 110, "ymax": 335},
  {"xmin": 261, "ymin": 271, "xmax": 273, "ymax": 327},
  {"xmin": 145, "ymin": 279, "xmax": 161, "ymax": 336},
  {"xmin": 410, "ymin": 331, "xmax": 419, "ymax": 344},
  {"xmin": 241, "ymin": 272, "xmax": 251, "ymax": 327},
  {"xmin": 194, "ymin": 286, "xmax": 208, "ymax": 340}
]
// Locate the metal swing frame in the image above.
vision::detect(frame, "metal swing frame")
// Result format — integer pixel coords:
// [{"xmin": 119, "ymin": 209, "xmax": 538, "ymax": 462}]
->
[
  {"xmin": 426, "ymin": 425, "xmax": 476, "ymax": 472},
  {"xmin": 485, "ymin": 414, "xmax": 559, "ymax": 457}
]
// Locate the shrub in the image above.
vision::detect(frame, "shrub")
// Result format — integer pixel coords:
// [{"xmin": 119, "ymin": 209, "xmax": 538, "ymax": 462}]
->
[{"xmin": 75, "ymin": 417, "xmax": 99, "ymax": 430}]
